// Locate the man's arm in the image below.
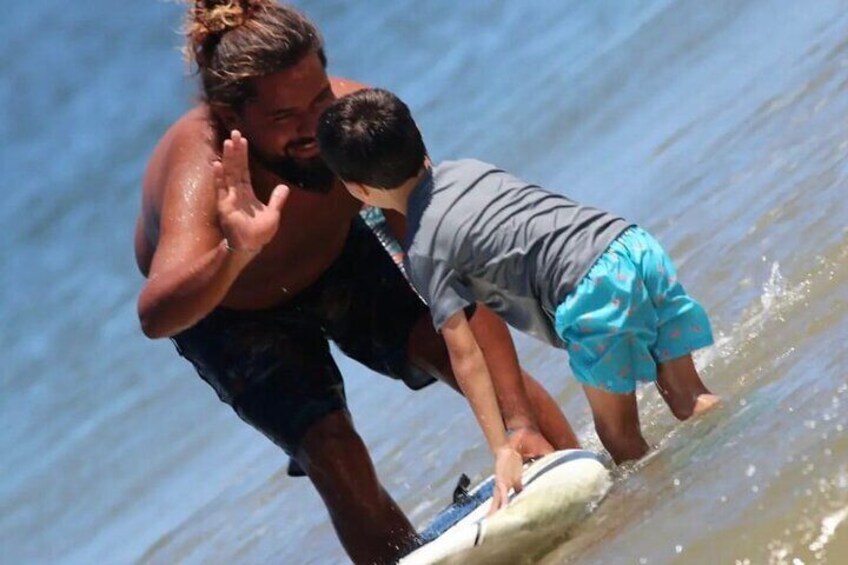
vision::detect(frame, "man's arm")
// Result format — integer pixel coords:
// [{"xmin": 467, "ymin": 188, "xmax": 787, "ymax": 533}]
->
[
  {"xmin": 138, "ymin": 240, "xmax": 255, "ymax": 338},
  {"xmin": 137, "ymin": 130, "xmax": 287, "ymax": 338},
  {"xmin": 441, "ymin": 310, "xmax": 523, "ymax": 513}
]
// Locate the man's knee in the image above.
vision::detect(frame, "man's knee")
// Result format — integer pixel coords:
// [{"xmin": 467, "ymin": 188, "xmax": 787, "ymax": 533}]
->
[
  {"xmin": 296, "ymin": 412, "xmax": 391, "ymax": 515},
  {"xmin": 298, "ymin": 410, "xmax": 365, "ymax": 472},
  {"xmin": 294, "ymin": 412, "xmax": 417, "ymax": 563},
  {"xmin": 406, "ymin": 313, "xmax": 457, "ymax": 389}
]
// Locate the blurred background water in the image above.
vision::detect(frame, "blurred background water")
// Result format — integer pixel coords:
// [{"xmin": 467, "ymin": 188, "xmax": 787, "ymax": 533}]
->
[{"xmin": 2, "ymin": 0, "xmax": 847, "ymax": 563}]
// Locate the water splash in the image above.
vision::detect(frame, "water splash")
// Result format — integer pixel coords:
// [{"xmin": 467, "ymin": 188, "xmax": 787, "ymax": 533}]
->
[
  {"xmin": 760, "ymin": 260, "xmax": 788, "ymax": 313},
  {"xmin": 808, "ymin": 505, "xmax": 848, "ymax": 553},
  {"xmin": 697, "ymin": 260, "xmax": 806, "ymax": 370}
]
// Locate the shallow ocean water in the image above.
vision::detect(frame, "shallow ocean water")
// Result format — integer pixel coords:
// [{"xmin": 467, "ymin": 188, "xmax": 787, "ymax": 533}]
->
[{"xmin": 2, "ymin": 0, "xmax": 846, "ymax": 563}]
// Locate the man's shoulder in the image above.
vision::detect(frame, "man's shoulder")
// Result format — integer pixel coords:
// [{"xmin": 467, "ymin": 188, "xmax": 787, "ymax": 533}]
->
[
  {"xmin": 157, "ymin": 105, "xmax": 219, "ymax": 155},
  {"xmin": 330, "ymin": 76, "xmax": 368, "ymax": 98},
  {"xmin": 141, "ymin": 104, "xmax": 220, "ymax": 208},
  {"xmin": 144, "ymin": 106, "xmax": 218, "ymax": 180}
]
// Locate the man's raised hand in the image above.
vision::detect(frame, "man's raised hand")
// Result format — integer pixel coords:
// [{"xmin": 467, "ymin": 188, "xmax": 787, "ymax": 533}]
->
[{"xmin": 214, "ymin": 130, "xmax": 289, "ymax": 254}]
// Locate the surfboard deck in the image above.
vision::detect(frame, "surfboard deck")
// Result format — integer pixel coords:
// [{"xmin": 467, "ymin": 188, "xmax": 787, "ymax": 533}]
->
[{"xmin": 400, "ymin": 449, "xmax": 611, "ymax": 565}]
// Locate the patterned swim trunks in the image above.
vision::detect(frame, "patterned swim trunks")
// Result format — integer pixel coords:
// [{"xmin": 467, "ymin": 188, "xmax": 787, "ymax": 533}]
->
[{"xmin": 553, "ymin": 226, "xmax": 714, "ymax": 393}]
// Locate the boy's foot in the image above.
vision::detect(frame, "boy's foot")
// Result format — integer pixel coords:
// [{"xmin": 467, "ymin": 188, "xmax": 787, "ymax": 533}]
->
[
  {"xmin": 692, "ymin": 393, "xmax": 721, "ymax": 416},
  {"xmin": 657, "ymin": 354, "xmax": 718, "ymax": 420}
]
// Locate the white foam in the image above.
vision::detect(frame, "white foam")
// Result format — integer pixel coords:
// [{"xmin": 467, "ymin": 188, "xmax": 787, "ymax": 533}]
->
[
  {"xmin": 808, "ymin": 505, "xmax": 848, "ymax": 553},
  {"xmin": 696, "ymin": 261, "xmax": 805, "ymax": 370}
]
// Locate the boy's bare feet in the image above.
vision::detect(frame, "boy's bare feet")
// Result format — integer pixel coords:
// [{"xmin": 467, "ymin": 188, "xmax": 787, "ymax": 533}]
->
[
  {"xmin": 656, "ymin": 354, "xmax": 717, "ymax": 420},
  {"xmin": 692, "ymin": 393, "xmax": 721, "ymax": 415}
]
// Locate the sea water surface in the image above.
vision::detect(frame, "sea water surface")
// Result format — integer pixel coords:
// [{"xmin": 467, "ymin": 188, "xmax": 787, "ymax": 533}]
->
[{"xmin": 2, "ymin": 0, "xmax": 847, "ymax": 563}]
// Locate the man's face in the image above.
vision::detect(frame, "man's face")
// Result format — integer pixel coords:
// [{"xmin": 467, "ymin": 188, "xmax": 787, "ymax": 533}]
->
[{"xmin": 236, "ymin": 52, "xmax": 336, "ymax": 192}]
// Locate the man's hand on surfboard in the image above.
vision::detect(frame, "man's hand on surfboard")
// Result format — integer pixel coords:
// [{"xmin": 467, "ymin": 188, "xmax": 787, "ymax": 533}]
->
[
  {"xmin": 489, "ymin": 446, "xmax": 524, "ymax": 515},
  {"xmin": 214, "ymin": 130, "xmax": 290, "ymax": 254},
  {"xmin": 507, "ymin": 426, "xmax": 555, "ymax": 462}
]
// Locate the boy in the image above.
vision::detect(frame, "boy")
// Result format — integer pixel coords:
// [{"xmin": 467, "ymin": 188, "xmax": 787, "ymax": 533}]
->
[{"xmin": 316, "ymin": 88, "xmax": 719, "ymax": 478}]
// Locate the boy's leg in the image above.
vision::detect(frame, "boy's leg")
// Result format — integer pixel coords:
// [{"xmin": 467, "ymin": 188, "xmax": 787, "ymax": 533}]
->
[
  {"xmin": 619, "ymin": 226, "xmax": 719, "ymax": 421},
  {"xmin": 582, "ymin": 385, "xmax": 649, "ymax": 464},
  {"xmin": 656, "ymin": 354, "xmax": 721, "ymax": 420}
]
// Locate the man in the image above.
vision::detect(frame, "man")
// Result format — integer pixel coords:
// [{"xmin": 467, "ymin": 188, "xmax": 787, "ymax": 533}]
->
[{"xmin": 135, "ymin": 1, "xmax": 577, "ymax": 562}]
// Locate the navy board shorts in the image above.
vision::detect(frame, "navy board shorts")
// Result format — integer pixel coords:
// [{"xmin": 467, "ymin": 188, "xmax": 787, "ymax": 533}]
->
[{"xmin": 171, "ymin": 216, "xmax": 435, "ymax": 456}]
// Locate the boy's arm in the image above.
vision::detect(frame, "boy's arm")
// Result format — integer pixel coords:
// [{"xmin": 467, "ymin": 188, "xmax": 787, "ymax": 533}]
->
[
  {"xmin": 441, "ymin": 310, "xmax": 523, "ymax": 513},
  {"xmin": 467, "ymin": 306, "xmax": 554, "ymax": 458}
]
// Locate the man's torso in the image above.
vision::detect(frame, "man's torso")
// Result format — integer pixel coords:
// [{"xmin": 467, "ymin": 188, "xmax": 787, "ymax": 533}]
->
[{"xmin": 136, "ymin": 104, "xmax": 362, "ymax": 310}]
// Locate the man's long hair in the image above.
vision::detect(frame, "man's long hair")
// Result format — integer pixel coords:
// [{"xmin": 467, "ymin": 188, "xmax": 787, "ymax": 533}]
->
[{"xmin": 184, "ymin": 0, "xmax": 326, "ymax": 111}]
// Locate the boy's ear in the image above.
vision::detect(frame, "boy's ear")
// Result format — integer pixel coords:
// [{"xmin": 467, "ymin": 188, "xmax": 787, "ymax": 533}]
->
[{"xmin": 346, "ymin": 181, "xmax": 371, "ymax": 201}]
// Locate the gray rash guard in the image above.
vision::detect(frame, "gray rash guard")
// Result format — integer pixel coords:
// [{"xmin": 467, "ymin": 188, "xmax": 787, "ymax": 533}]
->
[{"xmin": 404, "ymin": 159, "xmax": 632, "ymax": 347}]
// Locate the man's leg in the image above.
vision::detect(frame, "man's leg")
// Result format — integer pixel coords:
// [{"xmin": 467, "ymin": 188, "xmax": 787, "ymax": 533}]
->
[
  {"xmin": 295, "ymin": 411, "xmax": 418, "ymax": 565},
  {"xmin": 656, "ymin": 354, "xmax": 721, "ymax": 420},
  {"xmin": 581, "ymin": 385, "xmax": 649, "ymax": 464},
  {"xmin": 406, "ymin": 313, "xmax": 579, "ymax": 450},
  {"xmin": 523, "ymin": 376, "xmax": 580, "ymax": 449}
]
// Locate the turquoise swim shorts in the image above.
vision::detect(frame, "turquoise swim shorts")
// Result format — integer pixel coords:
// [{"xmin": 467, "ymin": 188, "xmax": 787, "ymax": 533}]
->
[{"xmin": 553, "ymin": 226, "xmax": 714, "ymax": 394}]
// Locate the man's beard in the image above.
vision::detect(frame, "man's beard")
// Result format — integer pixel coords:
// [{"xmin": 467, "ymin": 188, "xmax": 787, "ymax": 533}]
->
[{"xmin": 252, "ymin": 147, "xmax": 336, "ymax": 194}]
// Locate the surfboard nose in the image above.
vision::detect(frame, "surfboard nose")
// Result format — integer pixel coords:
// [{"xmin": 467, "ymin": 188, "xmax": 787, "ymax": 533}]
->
[{"xmin": 401, "ymin": 449, "xmax": 611, "ymax": 565}]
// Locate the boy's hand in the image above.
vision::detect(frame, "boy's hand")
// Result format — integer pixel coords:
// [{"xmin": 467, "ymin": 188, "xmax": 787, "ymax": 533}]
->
[
  {"xmin": 489, "ymin": 446, "xmax": 524, "ymax": 516},
  {"xmin": 507, "ymin": 426, "xmax": 555, "ymax": 462}
]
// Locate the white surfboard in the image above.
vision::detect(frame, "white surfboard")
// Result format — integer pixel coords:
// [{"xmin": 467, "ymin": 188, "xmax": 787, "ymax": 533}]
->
[{"xmin": 400, "ymin": 449, "xmax": 611, "ymax": 565}]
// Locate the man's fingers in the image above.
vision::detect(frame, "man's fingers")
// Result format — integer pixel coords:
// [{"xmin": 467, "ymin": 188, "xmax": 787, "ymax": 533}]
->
[
  {"xmin": 268, "ymin": 184, "xmax": 290, "ymax": 212},
  {"xmin": 219, "ymin": 184, "xmax": 238, "ymax": 213},
  {"xmin": 213, "ymin": 161, "xmax": 226, "ymax": 199},
  {"xmin": 213, "ymin": 161, "xmax": 238, "ymax": 213},
  {"xmin": 224, "ymin": 130, "xmax": 253, "ymax": 199},
  {"xmin": 222, "ymin": 139, "xmax": 239, "ymax": 190},
  {"xmin": 232, "ymin": 131, "xmax": 250, "ymax": 186}
]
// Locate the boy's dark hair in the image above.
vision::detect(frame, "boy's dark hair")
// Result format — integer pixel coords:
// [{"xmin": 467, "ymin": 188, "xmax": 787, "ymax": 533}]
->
[
  {"xmin": 185, "ymin": 0, "xmax": 326, "ymax": 112},
  {"xmin": 317, "ymin": 88, "xmax": 427, "ymax": 189}
]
